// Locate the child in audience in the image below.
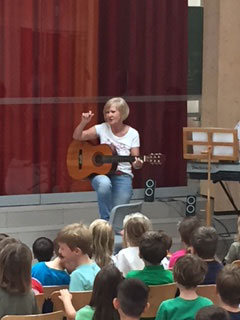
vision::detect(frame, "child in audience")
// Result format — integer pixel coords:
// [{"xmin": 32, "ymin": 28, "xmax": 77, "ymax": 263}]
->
[
  {"xmin": 32, "ymin": 239, "xmax": 70, "ymax": 286},
  {"xmin": 158, "ymin": 230, "xmax": 172, "ymax": 269},
  {"xmin": 32, "ymin": 236, "xmax": 54, "ymax": 262},
  {"xmin": 57, "ymin": 222, "xmax": 100, "ymax": 291},
  {"xmin": 89, "ymin": 219, "xmax": 114, "ymax": 268},
  {"xmin": 113, "ymin": 213, "xmax": 152, "ymax": 276},
  {"xmin": 0, "ymin": 237, "xmax": 43, "ymax": 294},
  {"xmin": 126, "ymin": 231, "xmax": 173, "ymax": 285},
  {"xmin": 225, "ymin": 216, "xmax": 240, "ymax": 264},
  {"xmin": 0, "ymin": 240, "xmax": 39, "ymax": 317},
  {"xmin": 190, "ymin": 226, "xmax": 223, "ymax": 284},
  {"xmin": 196, "ymin": 305, "xmax": 230, "ymax": 320},
  {"xmin": 216, "ymin": 264, "xmax": 240, "ymax": 320},
  {"xmin": 169, "ymin": 216, "xmax": 201, "ymax": 269},
  {"xmin": 156, "ymin": 254, "xmax": 213, "ymax": 320},
  {"xmin": 59, "ymin": 264, "xmax": 123, "ymax": 320},
  {"xmin": 113, "ymin": 278, "xmax": 149, "ymax": 320}
]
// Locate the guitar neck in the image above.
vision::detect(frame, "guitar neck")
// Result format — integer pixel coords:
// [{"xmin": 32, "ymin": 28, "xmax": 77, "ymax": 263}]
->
[{"xmin": 101, "ymin": 155, "xmax": 144, "ymax": 164}]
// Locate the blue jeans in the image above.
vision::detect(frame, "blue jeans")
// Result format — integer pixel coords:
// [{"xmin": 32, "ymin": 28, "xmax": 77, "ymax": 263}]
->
[{"xmin": 91, "ymin": 174, "xmax": 133, "ymax": 221}]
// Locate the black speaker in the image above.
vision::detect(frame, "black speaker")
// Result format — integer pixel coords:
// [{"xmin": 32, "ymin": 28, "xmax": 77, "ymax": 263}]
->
[
  {"xmin": 144, "ymin": 179, "xmax": 155, "ymax": 202},
  {"xmin": 186, "ymin": 195, "xmax": 197, "ymax": 216}
]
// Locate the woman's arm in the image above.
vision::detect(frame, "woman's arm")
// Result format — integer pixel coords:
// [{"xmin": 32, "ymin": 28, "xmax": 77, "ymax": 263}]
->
[
  {"xmin": 73, "ymin": 111, "xmax": 98, "ymax": 141},
  {"xmin": 59, "ymin": 289, "xmax": 76, "ymax": 320}
]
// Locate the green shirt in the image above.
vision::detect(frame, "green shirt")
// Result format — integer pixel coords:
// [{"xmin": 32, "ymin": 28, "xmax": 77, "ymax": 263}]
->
[
  {"xmin": 75, "ymin": 305, "xmax": 94, "ymax": 320},
  {"xmin": 156, "ymin": 296, "xmax": 213, "ymax": 320},
  {"xmin": 126, "ymin": 265, "xmax": 173, "ymax": 285}
]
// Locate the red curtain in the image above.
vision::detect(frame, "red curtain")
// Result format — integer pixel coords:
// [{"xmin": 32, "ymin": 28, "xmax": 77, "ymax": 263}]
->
[
  {"xmin": 0, "ymin": 0, "xmax": 187, "ymax": 195},
  {"xmin": 98, "ymin": 0, "xmax": 188, "ymax": 187},
  {"xmin": 0, "ymin": 0, "xmax": 98, "ymax": 195}
]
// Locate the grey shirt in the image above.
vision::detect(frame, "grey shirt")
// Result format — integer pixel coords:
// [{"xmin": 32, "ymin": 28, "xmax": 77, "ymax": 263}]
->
[
  {"xmin": 225, "ymin": 241, "xmax": 240, "ymax": 264},
  {"xmin": 0, "ymin": 288, "xmax": 39, "ymax": 318}
]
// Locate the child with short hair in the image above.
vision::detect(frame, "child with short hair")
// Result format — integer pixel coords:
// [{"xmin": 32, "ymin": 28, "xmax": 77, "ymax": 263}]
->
[
  {"xmin": 113, "ymin": 213, "xmax": 152, "ymax": 276},
  {"xmin": 169, "ymin": 216, "xmax": 201, "ymax": 269},
  {"xmin": 126, "ymin": 231, "xmax": 173, "ymax": 285},
  {"xmin": 113, "ymin": 278, "xmax": 149, "ymax": 320},
  {"xmin": 57, "ymin": 222, "xmax": 100, "ymax": 292},
  {"xmin": 216, "ymin": 264, "xmax": 240, "ymax": 320},
  {"xmin": 158, "ymin": 230, "xmax": 172, "ymax": 269},
  {"xmin": 89, "ymin": 219, "xmax": 114, "ymax": 268},
  {"xmin": 0, "ymin": 240, "xmax": 39, "ymax": 318},
  {"xmin": 156, "ymin": 254, "xmax": 213, "ymax": 320},
  {"xmin": 59, "ymin": 264, "xmax": 123, "ymax": 320},
  {"xmin": 196, "ymin": 305, "xmax": 230, "ymax": 320},
  {"xmin": 32, "ymin": 239, "xmax": 70, "ymax": 286},
  {"xmin": 32, "ymin": 236, "xmax": 54, "ymax": 262},
  {"xmin": 190, "ymin": 226, "xmax": 223, "ymax": 284},
  {"xmin": 225, "ymin": 216, "xmax": 240, "ymax": 264}
]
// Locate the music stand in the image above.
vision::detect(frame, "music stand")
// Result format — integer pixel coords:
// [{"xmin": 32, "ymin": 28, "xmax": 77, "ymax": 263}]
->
[{"xmin": 183, "ymin": 127, "xmax": 239, "ymax": 226}]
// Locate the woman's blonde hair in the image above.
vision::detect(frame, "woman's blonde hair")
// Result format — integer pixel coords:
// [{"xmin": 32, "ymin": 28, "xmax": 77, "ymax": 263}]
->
[
  {"xmin": 236, "ymin": 216, "xmax": 240, "ymax": 242},
  {"xmin": 103, "ymin": 97, "xmax": 130, "ymax": 121},
  {"xmin": 0, "ymin": 239, "xmax": 32, "ymax": 294},
  {"xmin": 90, "ymin": 219, "xmax": 114, "ymax": 268},
  {"xmin": 123, "ymin": 213, "xmax": 152, "ymax": 247}
]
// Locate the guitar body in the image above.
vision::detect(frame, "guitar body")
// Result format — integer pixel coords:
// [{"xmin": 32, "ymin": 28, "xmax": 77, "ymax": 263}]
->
[{"xmin": 67, "ymin": 141, "xmax": 116, "ymax": 180}]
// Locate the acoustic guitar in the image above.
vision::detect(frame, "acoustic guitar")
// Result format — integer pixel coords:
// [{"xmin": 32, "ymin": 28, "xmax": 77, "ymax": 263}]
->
[{"xmin": 67, "ymin": 140, "xmax": 165, "ymax": 180}]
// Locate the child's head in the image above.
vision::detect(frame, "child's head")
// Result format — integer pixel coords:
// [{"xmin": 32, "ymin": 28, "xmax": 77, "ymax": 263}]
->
[
  {"xmin": 56, "ymin": 222, "xmax": 92, "ymax": 266},
  {"xmin": 216, "ymin": 264, "xmax": 240, "ymax": 308},
  {"xmin": 89, "ymin": 219, "xmax": 114, "ymax": 268},
  {"xmin": 173, "ymin": 254, "xmax": 208, "ymax": 289},
  {"xmin": 113, "ymin": 278, "xmax": 149, "ymax": 318},
  {"xmin": 0, "ymin": 233, "xmax": 9, "ymax": 242},
  {"xmin": 123, "ymin": 213, "xmax": 152, "ymax": 247},
  {"xmin": 196, "ymin": 305, "xmax": 230, "ymax": 320},
  {"xmin": 139, "ymin": 231, "xmax": 168, "ymax": 265},
  {"xmin": 0, "ymin": 240, "xmax": 32, "ymax": 294},
  {"xmin": 32, "ymin": 236, "xmax": 54, "ymax": 262},
  {"xmin": 158, "ymin": 230, "xmax": 172, "ymax": 252},
  {"xmin": 178, "ymin": 216, "xmax": 201, "ymax": 247},
  {"xmin": 90, "ymin": 264, "xmax": 123, "ymax": 320},
  {"xmin": 190, "ymin": 226, "xmax": 218, "ymax": 259}
]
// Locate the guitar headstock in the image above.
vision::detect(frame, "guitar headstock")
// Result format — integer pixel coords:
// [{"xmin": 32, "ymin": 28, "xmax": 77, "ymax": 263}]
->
[{"xmin": 144, "ymin": 153, "xmax": 166, "ymax": 165}]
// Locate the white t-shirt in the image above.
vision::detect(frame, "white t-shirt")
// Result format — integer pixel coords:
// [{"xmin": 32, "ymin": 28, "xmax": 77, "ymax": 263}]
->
[
  {"xmin": 112, "ymin": 246, "xmax": 144, "ymax": 277},
  {"xmin": 95, "ymin": 122, "xmax": 140, "ymax": 176}
]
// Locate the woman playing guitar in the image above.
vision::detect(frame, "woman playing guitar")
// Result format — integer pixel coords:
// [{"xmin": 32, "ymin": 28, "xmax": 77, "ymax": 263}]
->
[{"xmin": 73, "ymin": 97, "xmax": 143, "ymax": 221}]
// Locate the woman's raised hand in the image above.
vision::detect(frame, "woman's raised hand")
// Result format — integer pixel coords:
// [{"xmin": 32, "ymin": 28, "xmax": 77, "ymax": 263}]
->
[{"xmin": 81, "ymin": 110, "xmax": 94, "ymax": 124}]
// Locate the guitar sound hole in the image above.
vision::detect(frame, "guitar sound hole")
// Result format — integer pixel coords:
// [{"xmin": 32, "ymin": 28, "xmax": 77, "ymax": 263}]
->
[{"xmin": 94, "ymin": 154, "xmax": 103, "ymax": 166}]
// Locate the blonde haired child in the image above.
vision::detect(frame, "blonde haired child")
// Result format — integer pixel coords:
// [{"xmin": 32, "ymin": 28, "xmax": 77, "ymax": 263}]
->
[
  {"xmin": 57, "ymin": 222, "xmax": 100, "ymax": 291},
  {"xmin": 113, "ymin": 213, "xmax": 152, "ymax": 276},
  {"xmin": 0, "ymin": 239, "xmax": 39, "ymax": 318},
  {"xmin": 225, "ymin": 216, "xmax": 240, "ymax": 264},
  {"xmin": 89, "ymin": 219, "xmax": 114, "ymax": 268}
]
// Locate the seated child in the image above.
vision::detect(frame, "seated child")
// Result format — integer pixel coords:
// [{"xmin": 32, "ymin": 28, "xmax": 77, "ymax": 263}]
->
[
  {"xmin": 156, "ymin": 254, "xmax": 213, "ymax": 320},
  {"xmin": 56, "ymin": 222, "xmax": 100, "ymax": 292},
  {"xmin": 126, "ymin": 231, "xmax": 173, "ymax": 285},
  {"xmin": 196, "ymin": 305, "xmax": 230, "ymax": 320},
  {"xmin": 158, "ymin": 230, "xmax": 172, "ymax": 269},
  {"xmin": 190, "ymin": 226, "xmax": 223, "ymax": 284},
  {"xmin": 59, "ymin": 264, "xmax": 123, "ymax": 320},
  {"xmin": 113, "ymin": 213, "xmax": 152, "ymax": 276},
  {"xmin": 32, "ymin": 239, "xmax": 70, "ymax": 286},
  {"xmin": 0, "ymin": 239, "xmax": 39, "ymax": 318},
  {"xmin": 113, "ymin": 278, "xmax": 149, "ymax": 320},
  {"xmin": 225, "ymin": 216, "xmax": 240, "ymax": 264},
  {"xmin": 0, "ymin": 237, "xmax": 43, "ymax": 294},
  {"xmin": 89, "ymin": 219, "xmax": 114, "ymax": 268},
  {"xmin": 169, "ymin": 216, "xmax": 201, "ymax": 269},
  {"xmin": 32, "ymin": 236, "xmax": 54, "ymax": 262},
  {"xmin": 216, "ymin": 264, "xmax": 240, "ymax": 320}
]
